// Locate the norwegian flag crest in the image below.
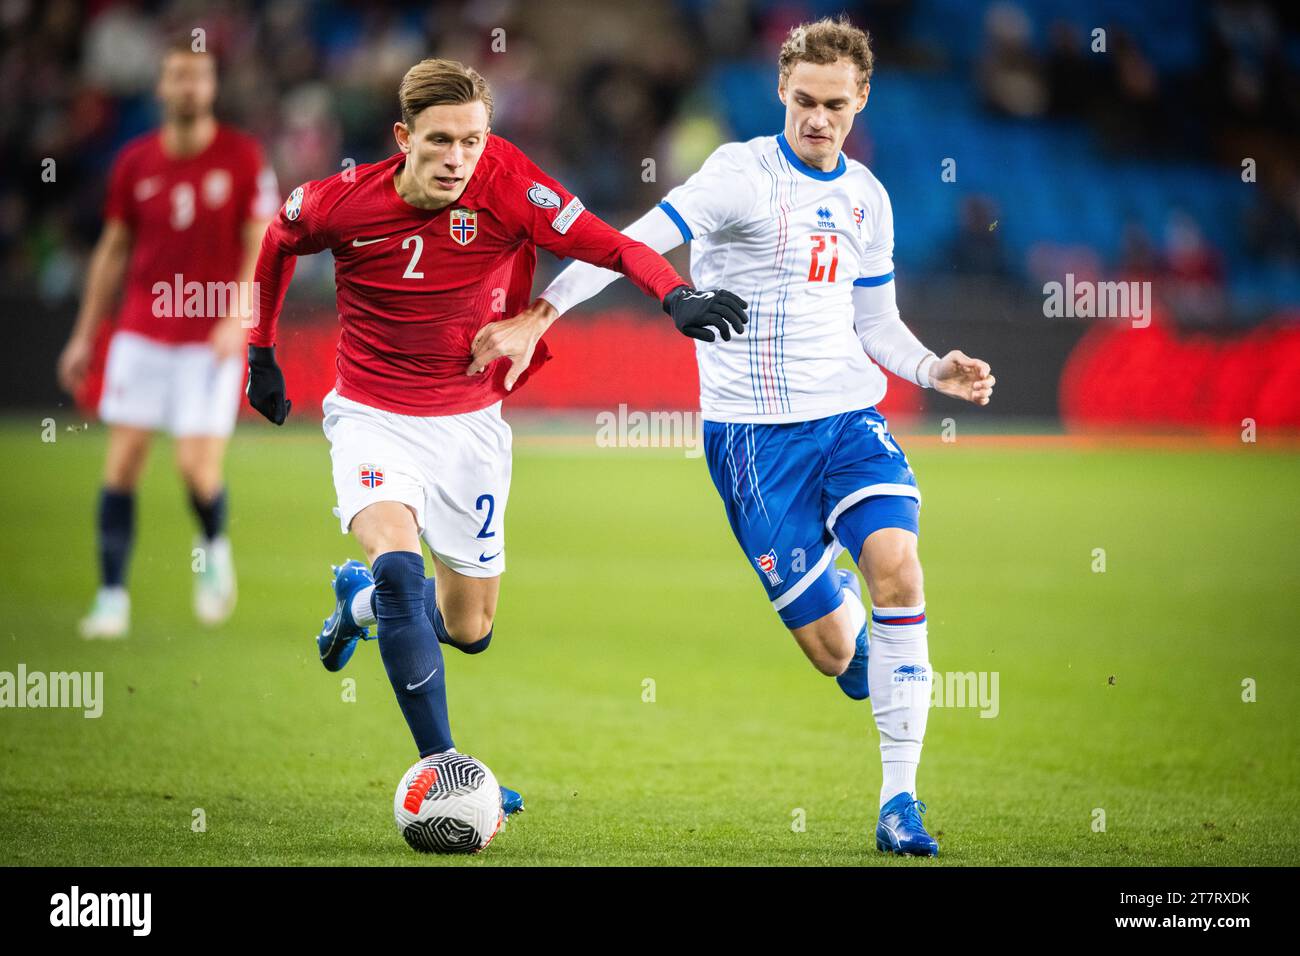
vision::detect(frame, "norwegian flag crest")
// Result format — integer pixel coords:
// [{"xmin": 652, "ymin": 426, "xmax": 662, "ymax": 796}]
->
[
  {"xmin": 449, "ymin": 208, "xmax": 477, "ymax": 245},
  {"xmin": 359, "ymin": 464, "xmax": 384, "ymax": 488}
]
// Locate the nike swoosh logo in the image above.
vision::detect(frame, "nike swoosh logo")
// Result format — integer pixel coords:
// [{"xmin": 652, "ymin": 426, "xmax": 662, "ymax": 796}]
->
[
  {"xmin": 351, "ymin": 236, "xmax": 391, "ymax": 247},
  {"xmin": 479, "ymin": 551, "xmax": 502, "ymax": 563},
  {"xmin": 405, "ymin": 668, "xmax": 438, "ymax": 691}
]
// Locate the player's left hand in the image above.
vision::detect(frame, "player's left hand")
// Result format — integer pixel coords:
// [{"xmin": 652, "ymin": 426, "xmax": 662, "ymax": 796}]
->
[
  {"xmin": 930, "ymin": 350, "xmax": 996, "ymax": 405},
  {"xmin": 209, "ymin": 316, "xmax": 249, "ymax": 362},
  {"xmin": 246, "ymin": 345, "xmax": 292, "ymax": 425},
  {"xmin": 663, "ymin": 286, "xmax": 749, "ymax": 342},
  {"xmin": 466, "ymin": 298, "xmax": 558, "ymax": 391}
]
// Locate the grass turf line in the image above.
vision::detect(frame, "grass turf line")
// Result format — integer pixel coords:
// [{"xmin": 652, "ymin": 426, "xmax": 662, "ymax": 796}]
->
[{"xmin": 0, "ymin": 420, "xmax": 1297, "ymax": 865}]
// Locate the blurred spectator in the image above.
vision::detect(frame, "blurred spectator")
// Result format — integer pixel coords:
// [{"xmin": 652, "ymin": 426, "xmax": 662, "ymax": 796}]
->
[
  {"xmin": 0, "ymin": 0, "xmax": 1296, "ymax": 329},
  {"xmin": 1162, "ymin": 208, "xmax": 1227, "ymax": 324},
  {"xmin": 1092, "ymin": 29, "xmax": 1165, "ymax": 155},
  {"xmin": 1118, "ymin": 220, "xmax": 1163, "ymax": 279},
  {"xmin": 947, "ymin": 195, "xmax": 1010, "ymax": 277},
  {"xmin": 977, "ymin": 3, "xmax": 1048, "ymax": 118},
  {"xmin": 1044, "ymin": 20, "xmax": 1101, "ymax": 118},
  {"xmin": 1244, "ymin": 168, "xmax": 1300, "ymax": 266}
]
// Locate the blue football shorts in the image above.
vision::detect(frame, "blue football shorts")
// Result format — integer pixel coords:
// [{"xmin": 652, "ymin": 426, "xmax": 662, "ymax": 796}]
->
[{"xmin": 702, "ymin": 406, "xmax": 920, "ymax": 629}]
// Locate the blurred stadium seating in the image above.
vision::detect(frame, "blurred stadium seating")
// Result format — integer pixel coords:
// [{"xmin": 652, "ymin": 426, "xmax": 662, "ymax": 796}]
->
[{"xmin": 4, "ymin": 0, "xmax": 1298, "ymax": 424}]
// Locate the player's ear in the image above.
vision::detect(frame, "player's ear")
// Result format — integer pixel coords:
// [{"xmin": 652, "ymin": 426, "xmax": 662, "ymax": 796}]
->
[
  {"xmin": 777, "ymin": 82, "xmax": 787, "ymax": 106},
  {"xmin": 857, "ymin": 83, "xmax": 870, "ymax": 112},
  {"xmin": 393, "ymin": 121, "xmax": 411, "ymax": 153}
]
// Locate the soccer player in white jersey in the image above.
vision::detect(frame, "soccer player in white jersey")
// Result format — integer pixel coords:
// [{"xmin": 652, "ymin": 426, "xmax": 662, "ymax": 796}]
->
[{"xmin": 470, "ymin": 17, "xmax": 995, "ymax": 856}]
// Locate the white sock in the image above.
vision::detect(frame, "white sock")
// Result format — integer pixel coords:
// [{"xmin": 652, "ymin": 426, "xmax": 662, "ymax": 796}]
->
[
  {"xmin": 842, "ymin": 582, "xmax": 867, "ymax": 639},
  {"xmin": 352, "ymin": 584, "xmax": 376, "ymax": 627},
  {"xmin": 882, "ymin": 761, "xmax": 917, "ymax": 803},
  {"xmin": 97, "ymin": 586, "xmax": 129, "ymax": 609},
  {"xmin": 836, "ymin": 583, "xmax": 868, "ymax": 676},
  {"xmin": 867, "ymin": 603, "xmax": 931, "ymax": 808}
]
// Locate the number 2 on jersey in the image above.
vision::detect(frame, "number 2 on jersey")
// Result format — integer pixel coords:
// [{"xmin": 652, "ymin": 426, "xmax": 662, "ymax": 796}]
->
[
  {"xmin": 475, "ymin": 493, "xmax": 496, "ymax": 539},
  {"xmin": 808, "ymin": 234, "xmax": 838, "ymax": 283}
]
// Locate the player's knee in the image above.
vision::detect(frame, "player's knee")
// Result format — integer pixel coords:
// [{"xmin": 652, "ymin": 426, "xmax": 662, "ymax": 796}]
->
[
  {"xmin": 862, "ymin": 533, "xmax": 924, "ymax": 608},
  {"xmin": 797, "ymin": 624, "xmax": 855, "ymax": 676},
  {"xmin": 359, "ymin": 525, "xmax": 417, "ymax": 562},
  {"xmin": 809, "ymin": 644, "xmax": 853, "ymax": 677},
  {"xmin": 372, "ymin": 551, "xmax": 426, "ymax": 616},
  {"xmin": 444, "ymin": 608, "xmax": 494, "ymax": 650},
  {"xmin": 104, "ymin": 445, "xmax": 149, "ymax": 489},
  {"xmin": 457, "ymin": 629, "xmax": 493, "ymax": 655},
  {"xmin": 871, "ymin": 561, "xmax": 925, "ymax": 608}
]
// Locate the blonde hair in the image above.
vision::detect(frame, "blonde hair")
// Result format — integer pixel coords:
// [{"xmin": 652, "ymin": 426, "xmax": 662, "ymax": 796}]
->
[
  {"xmin": 778, "ymin": 16, "xmax": 874, "ymax": 89},
  {"xmin": 399, "ymin": 58, "xmax": 494, "ymax": 128}
]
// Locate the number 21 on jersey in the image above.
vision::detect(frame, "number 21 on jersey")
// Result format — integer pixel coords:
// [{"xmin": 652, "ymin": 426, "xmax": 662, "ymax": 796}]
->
[{"xmin": 808, "ymin": 234, "xmax": 838, "ymax": 283}]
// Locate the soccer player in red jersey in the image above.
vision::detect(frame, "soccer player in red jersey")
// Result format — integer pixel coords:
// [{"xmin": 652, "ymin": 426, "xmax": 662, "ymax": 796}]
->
[
  {"xmin": 57, "ymin": 41, "xmax": 279, "ymax": 638},
  {"xmin": 245, "ymin": 59, "xmax": 746, "ymax": 804}
]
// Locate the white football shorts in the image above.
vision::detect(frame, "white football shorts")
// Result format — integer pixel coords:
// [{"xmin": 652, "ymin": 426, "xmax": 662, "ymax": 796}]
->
[
  {"xmin": 321, "ymin": 389, "xmax": 511, "ymax": 578},
  {"xmin": 98, "ymin": 330, "xmax": 243, "ymax": 438}
]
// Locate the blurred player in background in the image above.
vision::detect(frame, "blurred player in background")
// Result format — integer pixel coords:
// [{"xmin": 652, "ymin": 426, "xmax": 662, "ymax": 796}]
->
[
  {"xmin": 244, "ymin": 58, "xmax": 746, "ymax": 812},
  {"xmin": 56, "ymin": 40, "xmax": 277, "ymax": 638},
  {"xmin": 509, "ymin": 17, "xmax": 996, "ymax": 856}
]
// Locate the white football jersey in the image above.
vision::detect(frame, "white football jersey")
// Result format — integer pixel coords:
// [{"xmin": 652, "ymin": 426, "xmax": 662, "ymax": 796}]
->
[{"xmin": 659, "ymin": 134, "xmax": 896, "ymax": 423}]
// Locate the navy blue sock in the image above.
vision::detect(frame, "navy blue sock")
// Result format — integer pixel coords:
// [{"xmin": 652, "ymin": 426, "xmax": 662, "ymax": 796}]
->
[
  {"xmin": 422, "ymin": 578, "xmax": 492, "ymax": 654},
  {"xmin": 372, "ymin": 551, "xmax": 453, "ymax": 757},
  {"xmin": 189, "ymin": 487, "xmax": 227, "ymax": 541},
  {"xmin": 97, "ymin": 488, "xmax": 135, "ymax": 588}
]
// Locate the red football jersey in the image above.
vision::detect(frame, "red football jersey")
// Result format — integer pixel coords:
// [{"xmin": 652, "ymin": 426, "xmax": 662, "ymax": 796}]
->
[
  {"xmin": 104, "ymin": 124, "xmax": 279, "ymax": 344},
  {"xmin": 251, "ymin": 135, "xmax": 687, "ymax": 416}
]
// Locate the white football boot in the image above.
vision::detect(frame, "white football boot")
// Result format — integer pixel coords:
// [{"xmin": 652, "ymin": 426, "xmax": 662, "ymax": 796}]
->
[
  {"xmin": 194, "ymin": 535, "xmax": 237, "ymax": 626},
  {"xmin": 78, "ymin": 587, "xmax": 130, "ymax": 640}
]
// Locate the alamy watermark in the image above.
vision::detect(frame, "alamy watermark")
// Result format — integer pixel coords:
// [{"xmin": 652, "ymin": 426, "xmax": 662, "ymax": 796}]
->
[
  {"xmin": 50, "ymin": 886, "xmax": 150, "ymax": 935},
  {"xmin": 1043, "ymin": 273, "xmax": 1151, "ymax": 328},
  {"xmin": 893, "ymin": 668, "xmax": 1000, "ymax": 717},
  {"xmin": 152, "ymin": 275, "xmax": 260, "ymax": 328},
  {"xmin": 595, "ymin": 404, "xmax": 703, "ymax": 458},
  {"xmin": 0, "ymin": 664, "xmax": 103, "ymax": 718}
]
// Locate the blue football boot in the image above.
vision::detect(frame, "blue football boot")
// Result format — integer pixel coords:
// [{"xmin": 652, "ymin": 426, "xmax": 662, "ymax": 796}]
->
[
  {"xmin": 500, "ymin": 786, "xmax": 525, "ymax": 818},
  {"xmin": 876, "ymin": 792, "xmax": 939, "ymax": 856},
  {"xmin": 834, "ymin": 568, "xmax": 871, "ymax": 700},
  {"xmin": 316, "ymin": 560, "xmax": 375, "ymax": 672}
]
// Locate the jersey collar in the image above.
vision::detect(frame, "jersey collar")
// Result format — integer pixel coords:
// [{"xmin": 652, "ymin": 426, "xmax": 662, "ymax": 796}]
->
[{"xmin": 777, "ymin": 132, "xmax": 847, "ymax": 181}]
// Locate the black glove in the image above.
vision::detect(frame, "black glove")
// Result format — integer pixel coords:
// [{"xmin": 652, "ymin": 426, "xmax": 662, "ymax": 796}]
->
[
  {"xmin": 663, "ymin": 285, "xmax": 748, "ymax": 342},
  {"xmin": 246, "ymin": 345, "xmax": 292, "ymax": 425}
]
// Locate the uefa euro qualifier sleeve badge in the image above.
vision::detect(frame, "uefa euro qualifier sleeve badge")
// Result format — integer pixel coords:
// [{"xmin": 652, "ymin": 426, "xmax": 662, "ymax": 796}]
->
[{"xmin": 449, "ymin": 208, "xmax": 477, "ymax": 245}]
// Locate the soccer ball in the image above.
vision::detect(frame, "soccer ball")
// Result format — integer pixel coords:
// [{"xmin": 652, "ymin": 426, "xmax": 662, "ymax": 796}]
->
[{"xmin": 393, "ymin": 752, "xmax": 503, "ymax": 853}]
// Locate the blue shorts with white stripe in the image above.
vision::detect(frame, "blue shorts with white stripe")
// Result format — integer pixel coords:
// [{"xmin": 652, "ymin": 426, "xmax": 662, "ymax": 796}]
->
[{"xmin": 701, "ymin": 406, "xmax": 920, "ymax": 629}]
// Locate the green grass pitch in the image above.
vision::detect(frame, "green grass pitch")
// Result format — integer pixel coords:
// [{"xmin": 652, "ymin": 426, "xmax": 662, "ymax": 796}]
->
[{"xmin": 1, "ymin": 418, "xmax": 1297, "ymax": 866}]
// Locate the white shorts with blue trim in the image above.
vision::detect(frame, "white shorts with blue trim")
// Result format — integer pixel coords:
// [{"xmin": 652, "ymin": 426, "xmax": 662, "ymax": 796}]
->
[
  {"xmin": 98, "ymin": 330, "xmax": 243, "ymax": 437},
  {"xmin": 321, "ymin": 390, "xmax": 511, "ymax": 578}
]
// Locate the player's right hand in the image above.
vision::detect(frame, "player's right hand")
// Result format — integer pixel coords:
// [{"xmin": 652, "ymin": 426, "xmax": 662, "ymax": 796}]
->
[
  {"xmin": 466, "ymin": 298, "xmax": 558, "ymax": 391},
  {"xmin": 663, "ymin": 286, "xmax": 748, "ymax": 342},
  {"xmin": 246, "ymin": 345, "xmax": 292, "ymax": 425},
  {"xmin": 56, "ymin": 334, "xmax": 93, "ymax": 395}
]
